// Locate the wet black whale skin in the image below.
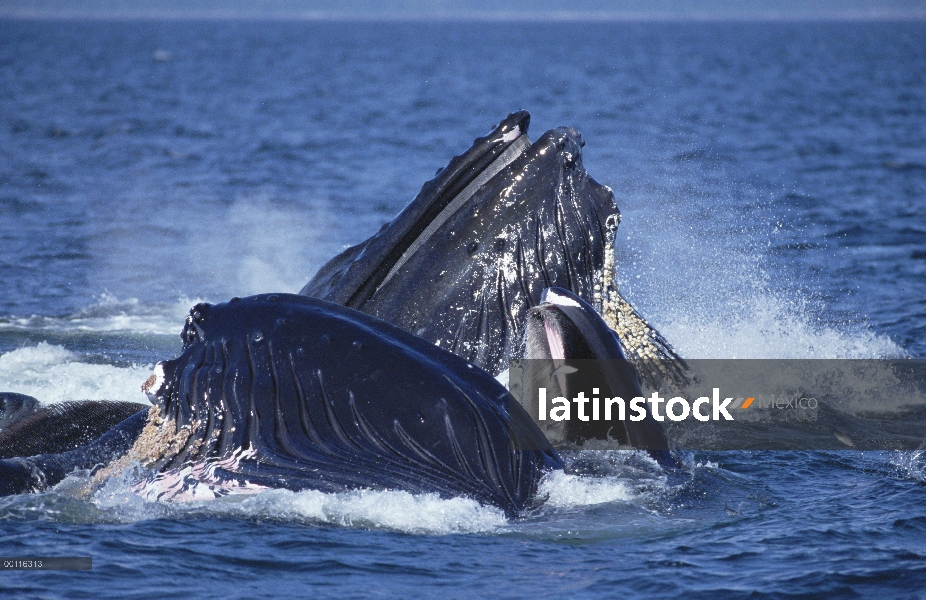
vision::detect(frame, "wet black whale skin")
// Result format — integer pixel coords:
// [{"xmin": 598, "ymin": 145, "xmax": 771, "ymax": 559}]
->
[
  {"xmin": 147, "ymin": 294, "xmax": 562, "ymax": 515},
  {"xmin": 302, "ymin": 111, "xmax": 620, "ymax": 377},
  {"xmin": 0, "ymin": 295, "xmax": 562, "ymax": 514}
]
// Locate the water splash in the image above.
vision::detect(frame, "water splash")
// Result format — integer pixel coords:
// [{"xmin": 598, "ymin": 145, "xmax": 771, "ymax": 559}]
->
[
  {"xmin": 0, "ymin": 342, "xmax": 151, "ymax": 405},
  {"xmin": 538, "ymin": 470, "xmax": 637, "ymax": 508},
  {"xmin": 0, "ymin": 294, "xmax": 204, "ymax": 337},
  {"xmin": 615, "ymin": 191, "xmax": 906, "ymax": 360},
  {"xmin": 87, "ymin": 465, "xmax": 507, "ymax": 534}
]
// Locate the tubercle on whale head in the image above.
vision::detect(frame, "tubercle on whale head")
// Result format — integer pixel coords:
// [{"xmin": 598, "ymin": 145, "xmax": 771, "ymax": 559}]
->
[
  {"xmin": 529, "ymin": 126, "xmax": 584, "ymax": 165},
  {"xmin": 517, "ymin": 125, "xmax": 618, "ymax": 237},
  {"xmin": 181, "ymin": 302, "xmax": 212, "ymax": 349},
  {"xmin": 406, "ymin": 109, "xmax": 532, "ymax": 216}
]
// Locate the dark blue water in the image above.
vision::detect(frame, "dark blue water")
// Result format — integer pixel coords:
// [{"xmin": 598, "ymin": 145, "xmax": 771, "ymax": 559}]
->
[{"xmin": 1, "ymin": 20, "xmax": 925, "ymax": 598}]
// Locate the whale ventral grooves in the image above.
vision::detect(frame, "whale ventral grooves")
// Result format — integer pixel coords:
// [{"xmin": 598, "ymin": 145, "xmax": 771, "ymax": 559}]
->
[{"xmin": 147, "ymin": 293, "xmax": 560, "ymax": 515}]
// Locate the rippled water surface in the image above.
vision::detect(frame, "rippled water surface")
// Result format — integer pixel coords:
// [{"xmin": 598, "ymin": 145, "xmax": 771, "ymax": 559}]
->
[{"xmin": 1, "ymin": 19, "xmax": 925, "ymax": 598}]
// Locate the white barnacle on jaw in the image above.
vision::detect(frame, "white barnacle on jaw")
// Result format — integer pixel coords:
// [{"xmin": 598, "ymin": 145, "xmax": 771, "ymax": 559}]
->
[
  {"xmin": 492, "ymin": 124, "xmax": 522, "ymax": 144},
  {"xmin": 141, "ymin": 362, "xmax": 165, "ymax": 401},
  {"xmin": 499, "ymin": 126, "xmax": 521, "ymax": 143},
  {"xmin": 541, "ymin": 289, "xmax": 582, "ymax": 308}
]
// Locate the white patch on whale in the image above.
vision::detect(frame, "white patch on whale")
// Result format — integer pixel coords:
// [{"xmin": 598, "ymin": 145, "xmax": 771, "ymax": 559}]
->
[{"xmin": 541, "ymin": 288, "xmax": 582, "ymax": 308}]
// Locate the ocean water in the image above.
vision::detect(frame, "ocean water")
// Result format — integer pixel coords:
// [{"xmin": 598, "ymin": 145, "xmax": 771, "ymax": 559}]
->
[{"xmin": 1, "ymin": 19, "xmax": 925, "ymax": 598}]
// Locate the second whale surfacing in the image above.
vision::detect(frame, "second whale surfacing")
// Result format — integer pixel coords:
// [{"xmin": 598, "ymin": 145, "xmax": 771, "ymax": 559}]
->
[
  {"xmin": 301, "ymin": 110, "xmax": 686, "ymax": 387},
  {"xmin": 302, "ymin": 111, "xmax": 622, "ymax": 377}
]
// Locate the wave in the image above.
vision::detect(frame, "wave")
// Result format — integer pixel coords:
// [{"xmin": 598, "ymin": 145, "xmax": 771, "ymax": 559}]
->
[
  {"xmin": 0, "ymin": 293, "xmax": 203, "ymax": 337},
  {"xmin": 0, "ymin": 342, "xmax": 151, "ymax": 405},
  {"xmin": 14, "ymin": 450, "xmax": 681, "ymax": 535}
]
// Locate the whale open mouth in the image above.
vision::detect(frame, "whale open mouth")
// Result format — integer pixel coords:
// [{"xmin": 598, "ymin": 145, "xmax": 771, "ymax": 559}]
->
[{"xmin": 527, "ymin": 289, "xmax": 600, "ymax": 364}]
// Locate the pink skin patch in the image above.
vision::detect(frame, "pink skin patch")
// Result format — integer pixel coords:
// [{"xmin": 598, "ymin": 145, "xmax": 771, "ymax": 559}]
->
[
  {"xmin": 543, "ymin": 315, "xmax": 573, "ymax": 393},
  {"xmin": 544, "ymin": 318, "xmax": 565, "ymax": 361},
  {"xmin": 136, "ymin": 447, "xmax": 268, "ymax": 502}
]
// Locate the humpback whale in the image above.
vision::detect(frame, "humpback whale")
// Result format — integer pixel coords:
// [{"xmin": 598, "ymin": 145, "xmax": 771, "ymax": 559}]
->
[
  {"xmin": 0, "ymin": 112, "xmax": 682, "ymax": 510},
  {"xmin": 0, "ymin": 410, "xmax": 148, "ymax": 497},
  {"xmin": 0, "ymin": 400, "xmax": 145, "ymax": 459},
  {"xmin": 1, "ymin": 295, "xmax": 561, "ymax": 515},
  {"xmin": 301, "ymin": 111, "xmax": 685, "ymax": 387},
  {"xmin": 0, "ymin": 289, "xmax": 670, "ymax": 508}
]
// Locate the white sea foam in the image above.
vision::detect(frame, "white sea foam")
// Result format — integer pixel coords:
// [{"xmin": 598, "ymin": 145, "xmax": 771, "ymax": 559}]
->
[
  {"xmin": 227, "ymin": 488, "xmax": 507, "ymax": 533},
  {"xmin": 83, "ymin": 456, "xmax": 660, "ymax": 530},
  {"xmin": 0, "ymin": 294, "xmax": 201, "ymax": 336},
  {"xmin": 90, "ymin": 470, "xmax": 507, "ymax": 534},
  {"xmin": 538, "ymin": 470, "xmax": 637, "ymax": 508},
  {"xmin": 0, "ymin": 342, "xmax": 150, "ymax": 405},
  {"xmin": 657, "ymin": 294, "xmax": 906, "ymax": 359}
]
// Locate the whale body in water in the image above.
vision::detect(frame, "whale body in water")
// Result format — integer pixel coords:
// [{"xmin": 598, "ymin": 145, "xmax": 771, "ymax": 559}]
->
[
  {"xmin": 1, "ymin": 295, "xmax": 562, "ymax": 514},
  {"xmin": 0, "ymin": 112, "xmax": 675, "ymax": 512}
]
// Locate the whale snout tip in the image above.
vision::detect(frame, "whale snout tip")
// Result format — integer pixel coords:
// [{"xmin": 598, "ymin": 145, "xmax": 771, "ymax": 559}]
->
[
  {"xmin": 488, "ymin": 110, "xmax": 530, "ymax": 144},
  {"xmin": 499, "ymin": 109, "xmax": 530, "ymax": 132}
]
